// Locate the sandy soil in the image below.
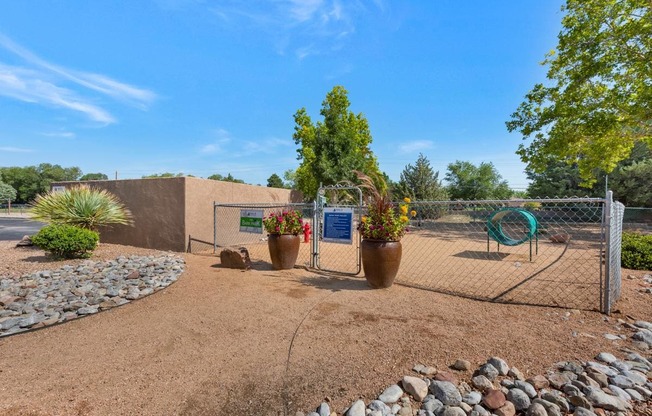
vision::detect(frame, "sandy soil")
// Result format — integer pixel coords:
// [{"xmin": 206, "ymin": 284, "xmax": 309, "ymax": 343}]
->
[{"xmin": 0, "ymin": 241, "xmax": 651, "ymax": 416}]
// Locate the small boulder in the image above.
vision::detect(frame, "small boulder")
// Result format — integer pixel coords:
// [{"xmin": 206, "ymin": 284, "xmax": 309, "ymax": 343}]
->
[
  {"xmin": 482, "ymin": 389, "xmax": 506, "ymax": 410},
  {"xmin": 219, "ymin": 247, "xmax": 252, "ymax": 270}
]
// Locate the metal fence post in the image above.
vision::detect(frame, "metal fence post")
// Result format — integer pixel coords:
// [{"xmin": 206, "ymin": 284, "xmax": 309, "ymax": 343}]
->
[
  {"xmin": 213, "ymin": 202, "xmax": 217, "ymax": 254},
  {"xmin": 604, "ymin": 191, "xmax": 613, "ymax": 314},
  {"xmin": 311, "ymin": 199, "xmax": 319, "ymax": 268}
]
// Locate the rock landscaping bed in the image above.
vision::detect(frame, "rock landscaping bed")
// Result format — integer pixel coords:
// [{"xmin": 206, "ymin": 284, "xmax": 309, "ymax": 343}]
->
[
  {"xmin": 0, "ymin": 246, "xmax": 184, "ymax": 336},
  {"xmin": 296, "ymin": 349, "xmax": 652, "ymax": 416}
]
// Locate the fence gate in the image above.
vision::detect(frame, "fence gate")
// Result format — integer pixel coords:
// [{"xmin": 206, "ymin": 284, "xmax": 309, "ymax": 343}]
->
[{"xmin": 313, "ymin": 185, "xmax": 363, "ymax": 275}]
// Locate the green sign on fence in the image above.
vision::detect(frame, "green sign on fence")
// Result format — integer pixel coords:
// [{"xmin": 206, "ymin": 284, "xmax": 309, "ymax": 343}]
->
[{"xmin": 240, "ymin": 209, "xmax": 263, "ymax": 234}]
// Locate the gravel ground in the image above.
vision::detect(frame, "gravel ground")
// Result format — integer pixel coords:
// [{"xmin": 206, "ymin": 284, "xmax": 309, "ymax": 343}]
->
[{"xmin": 0, "ymin": 241, "xmax": 650, "ymax": 415}]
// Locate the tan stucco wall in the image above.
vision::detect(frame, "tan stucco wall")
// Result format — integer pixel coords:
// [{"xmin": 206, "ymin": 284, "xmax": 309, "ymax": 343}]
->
[
  {"xmin": 184, "ymin": 176, "xmax": 302, "ymax": 246},
  {"xmin": 52, "ymin": 177, "xmax": 302, "ymax": 252},
  {"xmin": 53, "ymin": 178, "xmax": 187, "ymax": 251}
]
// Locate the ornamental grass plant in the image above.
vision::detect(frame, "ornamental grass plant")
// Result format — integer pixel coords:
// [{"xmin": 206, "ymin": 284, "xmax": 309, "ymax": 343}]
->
[
  {"xmin": 30, "ymin": 185, "xmax": 133, "ymax": 231},
  {"xmin": 356, "ymin": 171, "xmax": 415, "ymax": 241},
  {"xmin": 263, "ymin": 209, "xmax": 304, "ymax": 235}
]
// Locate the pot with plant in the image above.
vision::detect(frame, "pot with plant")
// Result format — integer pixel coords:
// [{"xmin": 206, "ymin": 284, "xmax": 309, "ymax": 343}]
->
[
  {"xmin": 356, "ymin": 172, "xmax": 415, "ymax": 288},
  {"xmin": 263, "ymin": 209, "xmax": 304, "ymax": 270}
]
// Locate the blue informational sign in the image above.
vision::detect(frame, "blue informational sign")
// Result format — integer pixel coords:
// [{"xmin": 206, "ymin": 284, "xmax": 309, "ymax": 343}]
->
[{"xmin": 322, "ymin": 207, "xmax": 354, "ymax": 244}]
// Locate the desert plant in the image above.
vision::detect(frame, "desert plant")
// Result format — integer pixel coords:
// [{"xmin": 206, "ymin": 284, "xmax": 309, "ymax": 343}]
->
[
  {"xmin": 622, "ymin": 232, "xmax": 652, "ymax": 271},
  {"xmin": 356, "ymin": 171, "xmax": 416, "ymax": 241},
  {"xmin": 32, "ymin": 224, "xmax": 99, "ymax": 258},
  {"xmin": 29, "ymin": 185, "xmax": 132, "ymax": 231}
]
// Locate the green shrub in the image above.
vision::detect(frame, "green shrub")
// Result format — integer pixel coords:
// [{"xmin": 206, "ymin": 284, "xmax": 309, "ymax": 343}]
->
[
  {"xmin": 621, "ymin": 232, "xmax": 652, "ymax": 270},
  {"xmin": 523, "ymin": 201, "xmax": 542, "ymax": 210},
  {"xmin": 32, "ymin": 224, "xmax": 99, "ymax": 259},
  {"xmin": 30, "ymin": 185, "xmax": 132, "ymax": 231}
]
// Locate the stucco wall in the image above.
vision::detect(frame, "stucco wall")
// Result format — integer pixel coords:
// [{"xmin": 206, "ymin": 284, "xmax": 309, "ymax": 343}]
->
[
  {"xmin": 53, "ymin": 178, "xmax": 187, "ymax": 251},
  {"xmin": 184, "ymin": 176, "xmax": 302, "ymax": 246},
  {"xmin": 51, "ymin": 177, "xmax": 302, "ymax": 252}
]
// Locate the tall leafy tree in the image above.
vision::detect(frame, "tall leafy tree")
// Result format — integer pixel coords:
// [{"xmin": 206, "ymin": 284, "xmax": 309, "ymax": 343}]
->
[
  {"xmin": 526, "ymin": 160, "xmax": 599, "ymax": 198},
  {"xmin": 266, "ymin": 173, "xmax": 285, "ymax": 188},
  {"xmin": 0, "ymin": 181, "xmax": 17, "ymax": 204},
  {"xmin": 207, "ymin": 173, "xmax": 245, "ymax": 183},
  {"xmin": 293, "ymin": 86, "xmax": 381, "ymax": 198},
  {"xmin": 80, "ymin": 173, "xmax": 109, "ymax": 181},
  {"xmin": 393, "ymin": 153, "xmax": 448, "ymax": 201},
  {"xmin": 445, "ymin": 161, "xmax": 513, "ymax": 200},
  {"xmin": 507, "ymin": 0, "xmax": 652, "ymax": 187},
  {"xmin": 0, "ymin": 164, "xmax": 81, "ymax": 203}
]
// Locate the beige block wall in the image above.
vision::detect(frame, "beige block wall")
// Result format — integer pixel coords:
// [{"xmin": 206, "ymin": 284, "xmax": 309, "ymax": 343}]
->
[{"xmin": 52, "ymin": 177, "xmax": 302, "ymax": 252}]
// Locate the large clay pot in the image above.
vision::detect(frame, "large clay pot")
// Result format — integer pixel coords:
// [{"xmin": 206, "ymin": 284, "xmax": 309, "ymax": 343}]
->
[
  {"xmin": 268, "ymin": 234, "xmax": 301, "ymax": 270},
  {"xmin": 361, "ymin": 239, "xmax": 402, "ymax": 288}
]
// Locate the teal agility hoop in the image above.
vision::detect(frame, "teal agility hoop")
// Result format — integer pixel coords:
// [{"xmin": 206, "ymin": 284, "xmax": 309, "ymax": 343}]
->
[
  {"xmin": 486, "ymin": 208, "xmax": 539, "ymax": 261},
  {"xmin": 487, "ymin": 208, "xmax": 538, "ymax": 246}
]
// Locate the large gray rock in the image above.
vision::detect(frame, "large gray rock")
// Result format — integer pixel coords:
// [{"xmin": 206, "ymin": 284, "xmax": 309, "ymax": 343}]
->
[
  {"xmin": 462, "ymin": 391, "xmax": 482, "ymax": 405},
  {"xmin": 379, "ymin": 384, "xmax": 403, "ymax": 404},
  {"xmin": 526, "ymin": 403, "xmax": 547, "ymax": 416},
  {"xmin": 507, "ymin": 388, "xmax": 531, "ymax": 411},
  {"xmin": 541, "ymin": 391, "xmax": 570, "ymax": 413},
  {"xmin": 477, "ymin": 363, "xmax": 499, "ymax": 380},
  {"xmin": 531, "ymin": 399, "xmax": 561, "ymax": 416},
  {"xmin": 585, "ymin": 388, "xmax": 630, "ymax": 412},
  {"xmin": 430, "ymin": 380, "xmax": 462, "ymax": 406},
  {"xmin": 368, "ymin": 400, "xmax": 391, "ymax": 416},
  {"xmin": 573, "ymin": 408, "xmax": 597, "ymax": 416},
  {"xmin": 632, "ymin": 329, "xmax": 652, "ymax": 345},
  {"xmin": 345, "ymin": 400, "xmax": 366, "ymax": 416},
  {"xmin": 472, "ymin": 375, "xmax": 493, "ymax": 391},
  {"xmin": 442, "ymin": 407, "xmax": 466, "ymax": 416},
  {"xmin": 595, "ymin": 352, "xmax": 617, "ymax": 364},
  {"xmin": 316, "ymin": 402, "xmax": 330, "ymax": 416},
  {"xmin": 513, "ymin": 380, "xmax": 537, "ymax": 399},
  {"xmin": 487, "ymin": 357, "xmax": 509, "ymax": 376}
]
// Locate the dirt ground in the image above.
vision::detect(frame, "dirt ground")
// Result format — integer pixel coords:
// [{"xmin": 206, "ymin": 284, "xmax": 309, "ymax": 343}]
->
[{"xmin": 1, "ymin": 242, "xmax": 651, "ymax": 415}]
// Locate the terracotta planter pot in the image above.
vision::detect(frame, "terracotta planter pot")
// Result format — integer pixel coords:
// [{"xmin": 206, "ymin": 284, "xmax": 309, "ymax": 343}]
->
[
  {"xmin": 361, "ymin": 239, "xmax": 402, "ymax": 288},
  {"xmin": 268, "ymin": 234, "xmax": 300, "ymax": 270}
]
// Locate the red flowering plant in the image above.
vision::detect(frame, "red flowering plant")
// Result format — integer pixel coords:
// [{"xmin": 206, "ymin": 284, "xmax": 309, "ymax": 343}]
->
[
  {"xmin": 355, "ymin": 172, "xmax": 415, "ymax": 242},
  {"xmin": 263, "ymin": 209, "xmax": 304, "ymax": 235}
]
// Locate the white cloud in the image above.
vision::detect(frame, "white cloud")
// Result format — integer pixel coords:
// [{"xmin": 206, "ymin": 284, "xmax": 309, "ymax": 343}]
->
[
  {"xmin": 206, "ymin": 0, "xmax": 384, "ymax": 59},
  {"xmin": 0, "ymin": 33, "xmax": 156, "ymax": 123},
  {"xmin": 0, "ymin": 146, "xmax": 32, "ymax": 153},
  {"xmin": 399, "ymin": 140, "xmax": 434, "ymax": 154},
  {"xmin": 200, "ymin": 128, "xmax": 233, "ymax": 154},
  {"xmin": 41, "ymin": 131, "xmax": 76, "ymax": 138}
]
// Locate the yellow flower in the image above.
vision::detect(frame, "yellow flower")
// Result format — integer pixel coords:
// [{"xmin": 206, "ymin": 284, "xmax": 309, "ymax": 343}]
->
[
  {"xmin": 400, "ymin": 215, "xmax": 409, "ymax": 223},
  {"xmin": 403, "ymin": 197, "xmax": 411, "ymax": 203},
  {"xmin": 361, "ymin": 216, "xmax": 367, "ymax": 223},
  {"xmin": 410, "ymin": 210, "xmax": 417, "ymax": 217},
  {"xmin": 400, "ymin": 205, "xmax": 408, "ymax": 214}
]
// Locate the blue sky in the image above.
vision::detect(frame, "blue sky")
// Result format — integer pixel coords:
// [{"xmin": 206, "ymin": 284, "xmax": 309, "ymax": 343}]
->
[{"xmin": 0, "ymin": 1, "xmax": 564, "ymax": 189}]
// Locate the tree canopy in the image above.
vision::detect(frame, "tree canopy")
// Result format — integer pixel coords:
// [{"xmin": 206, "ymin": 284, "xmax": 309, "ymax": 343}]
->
[
  {"xmin": 445, "ymin": 161, "xmax": 513, "ymax": 200},
  {"xmin": 80, "ymin": 173, "xmax": 109, "ymax": 181},
  {"xmin": 0, "ymin": 164, "xmax": 82, "ymax": 203},
  {"xmin": 0, "ymin": 181, "xmax": 17, "ymax": 203},
  {"xmin": 207, "ymin": 173, "xmax": 245, "ymax": 183},
  {"xmin": 393, "ymin": 153, "xmax": 448, "ymax": 201},
  {"xmin": 506, "ymin": 0, "xmax": 652, "ymax": 187},
  {"xmin": 266, "ymin": 173, "xmax": 285, "ymax": 188},
  {"xmin": 293, "ymin": 86, "xmax": 380, "ymax": 199}
]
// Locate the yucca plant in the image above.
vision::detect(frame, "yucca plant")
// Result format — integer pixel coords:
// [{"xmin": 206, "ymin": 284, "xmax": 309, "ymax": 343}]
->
[{"xmin": 30, "ymin": 185, "xmax": 133, "ymax": 231}]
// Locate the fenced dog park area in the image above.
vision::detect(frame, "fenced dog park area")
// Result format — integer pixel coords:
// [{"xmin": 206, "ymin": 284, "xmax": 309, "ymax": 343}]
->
[{"xmin": 206, "ymin": 192, "xmax": 624, "ymax": 313}]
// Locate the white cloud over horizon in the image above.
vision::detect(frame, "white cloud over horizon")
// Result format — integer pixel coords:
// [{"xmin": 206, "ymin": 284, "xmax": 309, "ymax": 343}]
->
[
  {"xmin": 0, "ymin": 33, "xmax": 156, "ymax": 124},
  {"xmin": 398, "ymin": 139, "xmax": 435, "ymax": 154}
]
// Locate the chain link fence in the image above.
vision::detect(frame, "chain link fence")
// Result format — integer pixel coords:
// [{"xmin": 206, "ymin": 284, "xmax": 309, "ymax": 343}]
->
[
  {"xmin": 210, "ymin": 203, "xmax": 316, "ymax": 268},
  {"xmin": 206, "ymin": 195, "xmax": 624, "ymax": 313}
]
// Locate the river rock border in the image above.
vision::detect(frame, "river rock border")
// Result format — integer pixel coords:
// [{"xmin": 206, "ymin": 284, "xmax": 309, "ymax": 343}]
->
[
  {"xmin": 298, "ymin": 349, "xmax": 652, "ymax": 416},
  {"xmin": 0, "ymin": 254, "xmax": 185, "ymax": 337}
]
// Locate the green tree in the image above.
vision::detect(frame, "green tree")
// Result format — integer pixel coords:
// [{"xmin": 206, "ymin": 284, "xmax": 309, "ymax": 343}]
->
[
  {"xmin": 293, "ymin": 86, "xmax": 381, "ymax": 198},
  {"xmin": 266, "ymin": 173, "xmax": 285, "ymax": 188},
  {"xmin": 445, "ymin": 161, "xmax": 513, "ymax": 200},
  {"xmin": 80, "ymin": 173, "xmax": 109, "ymax": 181},
  {"xmin": 610, "ymin": 159, "xmax": 652, "ymax": 207},
  {"xmin": 0, "ymin": 181, "xmax": 17, "ymax": 204},
  {"xmin": 507, "ymin": 0, "xmax": 652, "ymax": 187},
  {"xmin": 142, "ymin": 172, "xmax": 184, "ymax": 178},
  {"xmin": 393, "ymin": 153, "xmax": 448, "ymax": 201},
  {"xmin": 283, "ymin": 169, "xmax": 297, "ymax": 189},
  {"xmin": 207, "ymin": 173, "xmax": 245, "ymax": 183},
  {"xmin": 0, "ymin": 164, "xmax": 82, "ymax": 203},
  {"xmin": 526, "ymin": 160, "xmax": 599, "ymax": 198}
]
